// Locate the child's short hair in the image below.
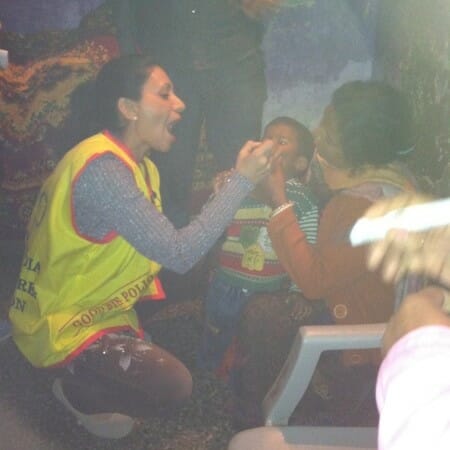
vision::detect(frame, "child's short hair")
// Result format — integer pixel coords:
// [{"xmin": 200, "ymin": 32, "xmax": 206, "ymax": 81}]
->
[{"xmin": 264, "ymin": 116, "xmax": 314, "ymax": 161}]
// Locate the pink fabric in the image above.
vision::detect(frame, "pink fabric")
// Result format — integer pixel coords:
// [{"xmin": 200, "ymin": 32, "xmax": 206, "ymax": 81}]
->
[{"xmin": 376, "ymin": 325, "xmax": 450, "ymax": 450}]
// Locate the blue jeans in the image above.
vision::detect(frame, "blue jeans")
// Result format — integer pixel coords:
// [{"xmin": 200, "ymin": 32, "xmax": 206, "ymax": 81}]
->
[{"xmin": 198, "ymin": 276, "xmax": 252, "ymax": 371}]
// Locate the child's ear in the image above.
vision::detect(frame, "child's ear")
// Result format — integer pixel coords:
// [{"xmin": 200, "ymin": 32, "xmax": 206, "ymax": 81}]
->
[{"xmin": 295, "ymin": 155, "xmax": 309, "ymax": 174}]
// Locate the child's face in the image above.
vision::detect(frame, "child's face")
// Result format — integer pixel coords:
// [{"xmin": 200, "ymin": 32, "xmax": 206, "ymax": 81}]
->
[{"xmin": 263, "ymin": 123, "xmax": 304, "ymax": 179}]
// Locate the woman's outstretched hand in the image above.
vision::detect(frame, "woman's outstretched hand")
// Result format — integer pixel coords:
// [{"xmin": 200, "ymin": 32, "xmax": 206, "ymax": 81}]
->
[{"xmin": 235, "ymin": 139, "xmax": 275, "ymax": 185}]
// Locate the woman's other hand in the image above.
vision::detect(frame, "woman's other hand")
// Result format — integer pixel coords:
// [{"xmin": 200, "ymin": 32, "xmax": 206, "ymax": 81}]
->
[
  {"xmin": 365, "ymin": 194, "xmax": 450, "ymax": 286},
  {"xmin": 235, "ymin": 139, "xmax": 274, "ymax": 185},
  {"xmin": 382, "ymin": 286, "xmax": 450, "ymax": 356}
]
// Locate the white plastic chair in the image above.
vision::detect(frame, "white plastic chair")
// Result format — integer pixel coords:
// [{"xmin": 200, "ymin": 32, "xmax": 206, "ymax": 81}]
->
[{"xmin": 228, "ymin": 322, "xmax": 385, "ymax": 450}]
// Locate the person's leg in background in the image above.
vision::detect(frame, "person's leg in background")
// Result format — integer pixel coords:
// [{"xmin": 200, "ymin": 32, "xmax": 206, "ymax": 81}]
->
[
  {"xmin": 204, "ymin": 51, "xmax": 267, "ymax": 172},
  {"xmin": 152, "ymin": 68, "xmax": 203, "ymax": 229},
  {"xmin": 151, "ymin": 68, "xmax": 204, "ymax": 302}
]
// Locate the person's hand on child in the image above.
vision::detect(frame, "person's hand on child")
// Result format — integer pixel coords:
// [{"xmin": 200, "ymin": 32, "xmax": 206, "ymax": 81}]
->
[
  {"xmin": 213, "ymin": 140, "xmax": 275, "ymax": 195},
  {"xmin": 235, "ymin": 139, "xmax": 275, "ymax": 185}
]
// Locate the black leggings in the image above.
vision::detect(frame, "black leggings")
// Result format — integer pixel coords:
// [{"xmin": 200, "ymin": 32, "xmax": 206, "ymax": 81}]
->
[{"xmin": 57, "ymin": 333, "xmax": 192, "ymax": 418}]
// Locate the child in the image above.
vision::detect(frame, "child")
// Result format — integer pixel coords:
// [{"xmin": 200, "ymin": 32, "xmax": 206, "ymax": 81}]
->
[{"xmin": 198, "ymin": 116, "xmax": 319, "ymax": 372}]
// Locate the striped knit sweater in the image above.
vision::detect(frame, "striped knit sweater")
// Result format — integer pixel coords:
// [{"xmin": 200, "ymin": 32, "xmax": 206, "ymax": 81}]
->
[{"xmin": 216, "ymin": 178, "xmax": 319, "ymax": 292}]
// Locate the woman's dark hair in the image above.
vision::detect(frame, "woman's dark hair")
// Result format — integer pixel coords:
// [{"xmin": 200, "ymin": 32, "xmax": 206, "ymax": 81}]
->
[
  {"xmin": 62, "ymin": 54, "xmax": 158, "ymax": 151},
  {"xmin": 94, "ymin": 54, "xmax": 157, "ymax": 132},
  {"xmin": 331, "ymin": 80, "xmax": 415, "ymax": 169},
  {"xmin": 265, "ymin": 116, "xmax": 315, "ymax": 161}
]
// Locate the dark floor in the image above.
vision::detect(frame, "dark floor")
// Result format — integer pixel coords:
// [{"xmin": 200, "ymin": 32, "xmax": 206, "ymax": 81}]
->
[{"xmin": 0, "ymin": 241, "xmax": 237, "ymax": 450}]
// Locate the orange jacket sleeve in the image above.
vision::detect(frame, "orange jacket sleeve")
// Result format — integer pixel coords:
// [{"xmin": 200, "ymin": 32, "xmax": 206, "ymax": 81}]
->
[{"xmin": 268, "ymin": 194, "xmax": 373, "ymax": 300}]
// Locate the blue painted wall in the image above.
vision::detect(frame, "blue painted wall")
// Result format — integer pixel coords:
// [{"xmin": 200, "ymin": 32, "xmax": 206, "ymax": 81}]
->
[{"xmin": 262, "ymin": 0, "xmax": 379, "ymax": 127}]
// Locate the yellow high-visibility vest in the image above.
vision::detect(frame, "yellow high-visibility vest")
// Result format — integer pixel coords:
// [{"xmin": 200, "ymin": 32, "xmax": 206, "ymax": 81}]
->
[{"xmin": 10, "ymin": 131, "xmax": 164, "ymax": 367}]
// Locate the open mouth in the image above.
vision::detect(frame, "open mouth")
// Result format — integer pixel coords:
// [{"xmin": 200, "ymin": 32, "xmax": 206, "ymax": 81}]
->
[{"xmin": 167, "ymin": 119, "xmax": 179, "ymax": 138}]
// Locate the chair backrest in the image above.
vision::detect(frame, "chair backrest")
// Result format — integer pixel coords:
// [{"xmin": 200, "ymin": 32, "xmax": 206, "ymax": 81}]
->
[
  {"xmin": 263, "ymin": 323, "xmax": 385, "ymax": 426},
  {"xmin": 227, "ymin": 322, "xmax": 385, "ymax": 450}
]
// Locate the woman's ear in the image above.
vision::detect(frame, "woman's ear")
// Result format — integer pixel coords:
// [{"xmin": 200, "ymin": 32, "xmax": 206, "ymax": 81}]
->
[{"xmin": 118, "ymin": 97, "xmax": 138, "ymax": 122}]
